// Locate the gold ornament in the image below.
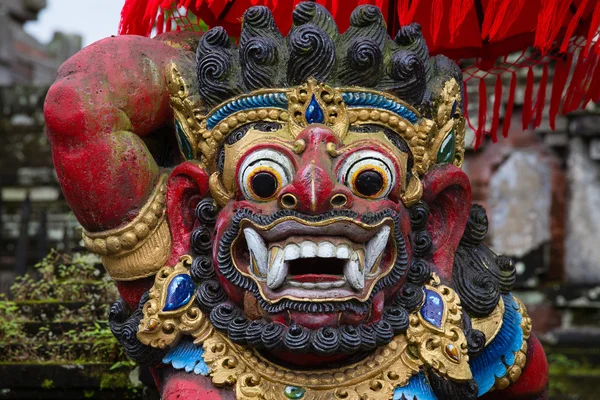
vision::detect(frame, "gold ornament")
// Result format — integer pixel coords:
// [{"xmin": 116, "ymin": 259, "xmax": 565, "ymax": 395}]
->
[
  {"xmin": 406, "ymin": 278, "xmax": 472, "ymax": 382},
  {"xmin": 137, "ymin": 256, "xmax": 213, "ymax": 348},
  {"xmin": 82, "ymin": 174, "xmax": 171, "ymax": 281}
]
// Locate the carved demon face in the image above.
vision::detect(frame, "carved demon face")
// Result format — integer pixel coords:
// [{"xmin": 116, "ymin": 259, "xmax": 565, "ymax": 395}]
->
[{"xmin": 181, "ymin": 78, "xmax": 466, "ymax": 358}]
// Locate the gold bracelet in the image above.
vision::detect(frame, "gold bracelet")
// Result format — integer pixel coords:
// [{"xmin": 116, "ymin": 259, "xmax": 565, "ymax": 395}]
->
[{"xmin": 82, "ymin": 174, "xmax": 172, "ymax": 281}]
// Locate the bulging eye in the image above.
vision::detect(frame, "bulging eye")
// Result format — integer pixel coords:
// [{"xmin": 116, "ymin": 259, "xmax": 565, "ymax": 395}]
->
[
  {"xmin": 338, "ymin": 150, "xmax": 396, "ymax": 199},
  {"xmin": 239, "ymin": 149, "xmax": 294, "ymax": 201}
]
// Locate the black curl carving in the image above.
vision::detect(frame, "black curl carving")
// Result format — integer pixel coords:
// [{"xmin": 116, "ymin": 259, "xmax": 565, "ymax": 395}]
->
[
  {"xmin": 461, "ymin": 204, "xmax": 489, "ymax": 246},
  {"xmin": 407, "ymin": 259, "xmax": 432, "ymax": 285},
  {"xmin": 240, "ymin": 37, "xmax": 280, "ymax": 90},
  {"xmin": 350, "ymin": 5, "xmax": 382, "ymax": 27},
  {"xmin": 372, "ymin": 320, "xmax": 394, "ymax": 346},
  {"xmin": 427, "ymin": 369, "xmax": 478, "ymax": 400},
  {"xmin": 338, "ymin": 38, "xmax": 382, "ymax": 87},
  {"xmin": 190, "ymin": 255, "xmax": 215, "ymax": 282},
  {"xmin": 338, "ymin": 325, "xmax": 362, "ymax": 354},
  {"xmin": 412, "ymin": 230, "xmax": 433, "ymax": 258},
  {"xmin": 245, "ymin": 321, "xmax": 266, "ymax": 349},
  {"xmin": 462, "ymin": 310, "xmax": 486, "ymax": 357},
  {"xmin": 261, "ymin": 323, "xmax": 285, "ymax": 350},
  {"xmin": 283, "ymin": 324, "xmax": 311, "ymax": 353},
  {"xmin": 228, "ymin": 316, "xmax": 250, "ymax": 344},
  {"xmin": 358, "ymin": 325, "xmax": 377, "ymax": 352},
  {"xmin": 453, "ymin": 246, "xmax": 501, "ymax": 318},
  {"xmin": 492, "ymin": 255, "xmax": 517, "ymax": 293},
  {"xmin": 191, "ymin": 226, "xmax": 212, "ymax": 255},
  {"xmin": 196, "ymin": 26, "xmax": 230, "ymax": 58},
  {"xmin": 209, "ymin": 302, "xmax": 240, "ymax": 331},
  {"xmin": 196, "ymin": 280, "xmax": 227, "ymax": 314},
  {"xmin": 311, "ymin": 327, "xmax": 340, "ymax": 355},
  {"xmin": 409, "ymin": 201, "xmax": 430, "ymax": 231},
  {"xmin": 383, "ymin": 307, "xmax": 410, "ymax": 333},
  {"xmin": 395, "ymin": 282, "xmax": 424, "ymax": 312},
  {"xmin": 287, "ymin": 24, "xmax": 335, "ymax": 85},
  {"xmin": 243, "ymin": 6, "xmax": 275, "ymax": 30},
  {"xmin": 292, "ymin": 2, "xmax": 338, "ymax": 38},
  {"xmin": 388, "ymin": 49, "xmax": 426, "ymax": 105},
  {"xmin": 109, "ymin": 294, "xmax": 167, "ymax": 366},
  {"xmin": 394, "ymin": 23, "xmax": 429, "ymax": 66},
  {"xmin": 195, "ymin": 198, "xmax": 218, "ymax": 226}
]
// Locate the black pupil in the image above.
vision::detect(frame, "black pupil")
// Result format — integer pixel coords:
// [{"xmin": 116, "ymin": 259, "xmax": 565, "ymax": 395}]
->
[
  {"xmin": 251, "ymin": 172, "xmax": 278, "ymax": 198},
  {"xmin": 355, "ymin": 170, "xmax": 384, "ymax": 197}
]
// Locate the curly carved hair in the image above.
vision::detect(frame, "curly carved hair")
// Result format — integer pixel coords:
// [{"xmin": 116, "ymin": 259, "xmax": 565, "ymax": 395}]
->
[{"xmin": 195, "ymin": 2, "xmax": 463, "ymax": 120}]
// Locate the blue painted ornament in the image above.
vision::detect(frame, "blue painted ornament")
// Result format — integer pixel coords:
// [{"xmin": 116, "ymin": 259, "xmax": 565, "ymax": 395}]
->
[
  {"xmin": 420, "ymin": 289, "xmax": 445, "ymax": 328},
  {"xmin": 163, "ymin": 274, "xmax": 196, "ymax": 312},
  {"xmin": 305, "ymin": 95, "xmax": 325, "ymax": 124}
]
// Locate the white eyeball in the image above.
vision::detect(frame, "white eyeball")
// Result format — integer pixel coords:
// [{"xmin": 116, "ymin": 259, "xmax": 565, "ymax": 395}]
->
[
  {"xmin": 238, "ymin": 149, "xmax": 294, "ymax": 201},
  {"xmin": 338, "ymin": 150, "xmax": 396, "ymax": 199}
]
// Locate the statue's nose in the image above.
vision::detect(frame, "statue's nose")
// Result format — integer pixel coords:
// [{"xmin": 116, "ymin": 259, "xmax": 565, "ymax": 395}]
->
[{"xmin": 278, "ymin": 126, "xmax": 352, "ymax": 213}]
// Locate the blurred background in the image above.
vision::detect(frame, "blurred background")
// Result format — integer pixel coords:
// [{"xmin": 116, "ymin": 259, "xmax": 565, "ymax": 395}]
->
[{"xmin": 0, "ymin": 0, "xmax": 599, "ymax": 399}]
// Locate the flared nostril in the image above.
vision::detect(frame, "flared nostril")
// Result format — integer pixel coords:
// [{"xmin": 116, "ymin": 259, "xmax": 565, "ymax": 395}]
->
[
  {"xmin": 330, "ymin": 193, "xmax": 348, "ymax": 208},
  {"xmin": 280, "ymin": 193, "xmax": 299, "ymax": 209}
]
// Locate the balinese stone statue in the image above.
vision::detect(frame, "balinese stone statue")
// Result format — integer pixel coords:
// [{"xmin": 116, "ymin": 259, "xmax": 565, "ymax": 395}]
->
[{"xmin": 44, "ymin": 3, "xmax": 548, "ymax": 399}]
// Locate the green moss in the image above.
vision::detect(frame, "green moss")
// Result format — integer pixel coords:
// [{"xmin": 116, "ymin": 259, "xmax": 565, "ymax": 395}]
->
[
  {"xmin": 41, "ymin": 379, "xmax": 54, "ymax": 389},
  {"xmin": 99, "ymin": 372, "xmax": 130, "ymax": 390}
]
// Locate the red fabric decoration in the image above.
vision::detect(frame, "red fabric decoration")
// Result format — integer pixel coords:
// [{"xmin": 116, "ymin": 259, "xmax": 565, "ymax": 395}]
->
[
  {"xmin": 522, "ymin": 67, "xmax": 535, "ymax": 130},
  {"xmin": 502, "ymin": 72, "xmax": 517, "ymax": 139},
  {"xmin": 118, "ymin": 0, "xmax": 600, "ymax": 147},
  {"xmin": 489, "ymin": 75, "xmax": 503, "ymax": 142},
  {"xmin": 476, "ymin": 78, "xmax": 487, "ymax": 149}
]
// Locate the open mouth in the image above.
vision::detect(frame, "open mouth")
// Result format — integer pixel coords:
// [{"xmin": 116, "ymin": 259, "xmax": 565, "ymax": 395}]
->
[{"xmin": 231, "ymin": 217, "xmax": 396, "ymax": 302}]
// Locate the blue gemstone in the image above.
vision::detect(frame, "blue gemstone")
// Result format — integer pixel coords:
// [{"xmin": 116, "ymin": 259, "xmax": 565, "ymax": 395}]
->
[
  {"xmin": 163, "ymin": 274, "xmax": 196, "ymax": 312},
  {"xmin": 420, "ymin": 289, "xmax": 445, "ymax": 328},
  {"xmin": 305, "ymin": 95, "xmax": 325, "ymax": 124}
]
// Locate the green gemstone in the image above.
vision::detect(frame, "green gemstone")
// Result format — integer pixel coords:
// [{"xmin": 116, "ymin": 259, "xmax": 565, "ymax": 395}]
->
[
  {"xmin": 284, "ymin": 386, "xmax": 306, "ymax": 399},
  {"xmin": 437, "ymin": 130, "xmax": 456, "ymax": 164}
]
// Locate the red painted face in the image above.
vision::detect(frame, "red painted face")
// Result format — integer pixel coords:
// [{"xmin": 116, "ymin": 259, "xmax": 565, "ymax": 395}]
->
[{"xmin": 212, "ymin": 122, "xmax": 413, "ymax": 329}]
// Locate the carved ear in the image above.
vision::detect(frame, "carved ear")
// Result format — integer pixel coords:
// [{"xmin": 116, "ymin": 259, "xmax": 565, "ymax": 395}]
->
[
  {"xmin": 421, "ymin": 164, "xmax": 471, "ymax": 281},
  {"xmin": 166, "ymin": 162, "xmax": 210, "ymax": 264}
]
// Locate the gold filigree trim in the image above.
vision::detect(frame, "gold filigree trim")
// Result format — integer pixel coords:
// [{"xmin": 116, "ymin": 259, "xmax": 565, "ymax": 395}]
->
[
  {"xmin": 472, "ymin": 297, "xmax": 505, "ymax": 346},
  {"xmin": 100, "ymin": 219, "xmax": 171, "ymax": 281},
  {"xmin": 202, "ymin": 330, "xmax": 420, "ymax": 400},
  {"xmin": 137, "ymin": 256, "xmax": 213, "ymax": 348},
  {"xmin": 491, "ymin": 297, "xmax": 532, "ymax": 391},
  {"xmin": 406, "ymin": 280, "xmax": 472, "ymax": 382}
]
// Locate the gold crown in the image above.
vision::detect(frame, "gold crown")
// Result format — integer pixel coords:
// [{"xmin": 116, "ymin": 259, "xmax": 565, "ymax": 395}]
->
[{"xmin": 168, "ymin": 62, "xmax": 465, "ymax": 178}]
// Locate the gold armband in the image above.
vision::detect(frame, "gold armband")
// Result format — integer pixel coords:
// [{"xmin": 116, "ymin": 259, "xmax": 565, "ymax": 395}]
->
[{"xmin": 82, "ymin": 175, "xmax": 172, "ymax": 281}]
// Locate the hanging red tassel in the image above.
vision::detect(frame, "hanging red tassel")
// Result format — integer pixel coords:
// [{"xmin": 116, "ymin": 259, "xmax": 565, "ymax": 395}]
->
[
  {"xmin": 430, "ymin": 0, "xmax": 445, "ymax": 46},
  {"xmin": 449, "ymin": 0, "xmax": 474, "ymax": 43},
  {"xmin": 397, "ymin": 0, "xmax": 420, "ymax": 26},
  {"xmin": 476, "ymin": 77, "xmax": 488, "ymax": 148},
  {"xmin": 502, "ymin": 72, "xmax": 516, "ymax": 138},
  {"xmin": 522, "ymin": 67, "xmax": 534, "ymax": 130},
  {"xmin": 563, "ymin": 51, "xmax": 594, "ymax": 113},
  {"xmin": 559, "ymin": 0, "xmax": 591, "ymax": 53},
  {"xmin": 481, "ymin": 0, "xmax": 526, "ymax": 43},
  {"xmin": 534, "ymin": 0, "xmax": 571, "ymax": 56},
  {"xmin": 549, "ymin": 53, "xmax": 573, "ymax": 130},
  {"xmin": 489, "ymin": 74, "xmax": 502, "ymax": 143},
  {"xmin": 533, "ymin": 63, "xmax": 549, "ymax": 129},
  {"xmin": 584, "ymin": 0, "xmax": 600, "ymax": 57}
]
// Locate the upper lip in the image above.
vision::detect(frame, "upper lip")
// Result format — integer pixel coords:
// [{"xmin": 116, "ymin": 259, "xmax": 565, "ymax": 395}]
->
[{"xmin": 236, "ymin": 217, "xmax": 394, "ymax": 296}]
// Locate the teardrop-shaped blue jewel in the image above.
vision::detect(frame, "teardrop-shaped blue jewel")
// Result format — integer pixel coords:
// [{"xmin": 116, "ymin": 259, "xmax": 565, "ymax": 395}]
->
[
  {"xmin": 305, "ymin": 95, "xmax": 325, "ymax": 124},
  {"xmin": 420, "ymin": 289, "xmax": 445, "ymax": 329},
  {"xmin": 163, "ymin": 274, "xmax": 196, "ymax": 312}
]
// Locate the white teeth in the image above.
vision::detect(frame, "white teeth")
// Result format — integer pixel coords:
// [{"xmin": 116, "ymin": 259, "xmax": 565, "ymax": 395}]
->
[
  {"xmin": 300, "ymin": 241, "xmax": 317, "ymax": 257},
  {"xmin": 365, "ymin": 226, "xmax": 390, "ymax": 273},
  {"xmin": 267, "ymin": 247, "xmax": 288, "ymax": 289},
  {"xmin": 283, "ymin": 243, "xmax": 301, "ymax": 261},
  {"xmin": 243, "ymin": 228, "xmax": 268, "ymax": 277},
  {"xmin": 344, "ymin": 250, "xmax": 365, "ymax": 290},
  {"xmin": 288, "ymin": 280, "xmax": 346, "ymax": 289},
  {"xmin": 335, "ymin": 244, "xmax": 351, "ymax": 259},
  {"xmin": 317, "ymin": 242, "xmax": 335, "ymax": 258}
]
